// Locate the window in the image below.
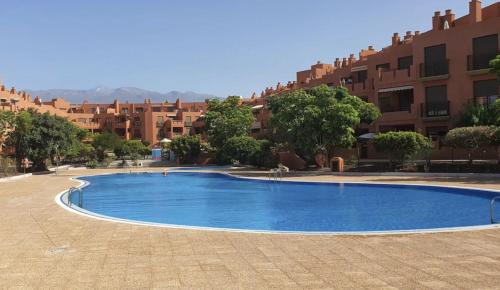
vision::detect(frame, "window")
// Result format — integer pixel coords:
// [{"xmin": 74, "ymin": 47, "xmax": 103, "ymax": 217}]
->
[
  {"xmin": 474, "ymin": 79, "xmax": 499, "ymax": 105},
  {"xmin": 424, "ymin": 44, "xmax": 447, "ymax": 76},
  {"xmin": 135, "ymin": 107, "xmax": 144, "ymax": 113},
  {"xmin": 376, "ymin": 63, "xmax": 391, "ymax": 72},
  {"xmin": 425, "ymin": 85, "xmax": 449, "ymax": 117},
  {"xmin": 352, "ymin": 70, "xmax": 367, "ymax": 83},
  {"xmin": 379, "ymin": 124, "xmax": 415, "ymax": 133},
  {"xmin": 133, "ymin": 117, "xmax": 141, "ymax": 127},
  {"xmin": 152, "ymin": 106, "xmax": 161, "ymax": 112},
  {"xmin": 378, "ymin": 89, "xmax": 414, "ymax": 113},
  {"xmin": 398, "ymin": 56, "xmax": 413, "ymax": 70},
  {"xmin": 472, "ymin": 34, "xmax": 498, "ymax": 70},
  {"xmin": 121, "ymin": 108, "xmax": 128, "ymax": 114},
  {"xmin": 133, "ymin": 129, "xmax": 141, "ymax": 139}
]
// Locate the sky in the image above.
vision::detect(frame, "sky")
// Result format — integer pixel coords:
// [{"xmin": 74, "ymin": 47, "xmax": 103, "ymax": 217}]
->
[{"xmin": 0, "ymin": 0, "xmax": 497, "ymax": 97}]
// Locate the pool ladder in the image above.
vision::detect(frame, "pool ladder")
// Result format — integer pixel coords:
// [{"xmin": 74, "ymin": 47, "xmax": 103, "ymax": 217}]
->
[
  {"xmin": 490, "ymin": 196, "xmax": 500, "ymax": 224},
  {"xmin": 68, "ymin": 187, "xmax": 83, "ymax": 207}
]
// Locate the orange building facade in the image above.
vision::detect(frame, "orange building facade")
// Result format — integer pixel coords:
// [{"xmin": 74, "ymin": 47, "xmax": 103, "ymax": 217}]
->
[
  {"xmin": 248, "ymin": 0, "xmax": 500, "ymax": 159},
  {"xmin": 1, "ymin": 85, "xmax": 207, "ymax": 146}
]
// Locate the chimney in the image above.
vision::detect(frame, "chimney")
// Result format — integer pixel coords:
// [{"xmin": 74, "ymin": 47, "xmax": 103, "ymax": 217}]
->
[
  {"xmin": 444, "ymin": 9, "xmax": 455, "ymax": 27},
  {"xmin": 348, "ymin": 54, "xmax": 356, "ymax": 65},
  {"xmin": 404, "ymin": 31, "xmax": 413, "ymax": 41},
  {"xmin": 414, "ymin": 31, "xmax": 421, "ymax": 36},
  {"xmin": 469, "ymin": 0, "xmax": 482, "ymax": 23},
  {"xmin": 342, "ymin": 58, "xmax": 348, "ymax": 67},
  {"xmin": 392, "ymin": 33, "xmax": 400, "ymax": 46},
  {"xmin": 432, "ymin": 11, "xmax": 441, "ymax": 30},
  {"xmin": 334, "ymin": 58, "xmax": 341, "ymax": 68}
]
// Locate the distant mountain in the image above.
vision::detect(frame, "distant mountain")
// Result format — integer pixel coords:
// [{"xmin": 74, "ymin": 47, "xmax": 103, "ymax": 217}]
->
[{"xmin": 26, "ymin": 86, "xmax": 218, "ymax": 104}]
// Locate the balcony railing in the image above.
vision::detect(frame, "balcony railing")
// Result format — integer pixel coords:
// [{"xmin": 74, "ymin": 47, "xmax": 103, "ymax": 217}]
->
[
  {"xmin": 474, "ymin": 95, "xmax": 498, "ymax": 106},
  {"xmin": 467, "ymin": 51, "xmax": 499, "ymax": 71},
  {"xmin": 420, "ymin": 101, "xmax": 450, "ymax": 117},
  {"xmin": 419, "ymin": 59, "xmax": 449, "ymax": 78}
]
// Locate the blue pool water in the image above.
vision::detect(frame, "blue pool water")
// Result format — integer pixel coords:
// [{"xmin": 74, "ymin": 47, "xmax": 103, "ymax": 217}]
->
[{"xmin": 69, "ymin": 172, "xmax": 500, "ymax": 232}]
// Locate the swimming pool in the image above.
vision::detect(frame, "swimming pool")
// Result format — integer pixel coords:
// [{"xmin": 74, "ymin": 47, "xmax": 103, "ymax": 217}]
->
[{"xmin": 63, "ymin": 172, "xmax": 500, "ymax": 233}]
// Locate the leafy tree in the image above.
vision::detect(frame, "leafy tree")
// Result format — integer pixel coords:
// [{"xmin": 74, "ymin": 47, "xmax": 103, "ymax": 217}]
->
[
  {"xmin": 269, "ymin": 85, "xmax": 378, "ymax": 159},
  {"xmin": 444, "ymin": 126, "xmax": 496, "ymax": 166},
  {"xmin": 92, "ymin": 132, "xmax": 121, "ymax": 161},
  {"xmin": 456, "ymin": 99, "xmax": 500, "ymax": 127},
  {"xmin": 170, "ymin": 135, "xmax": 201, "ymax": 164},
  {"xmin": 7, "ymin": 111, "xmax": 32, "ymax": 170},
  {"xmin": 204, "ymin": 96, "xmax": 254, "ymax": 148},
  {"xmin": 114, "ymin": 140, "xmax": 149, "ymax": 161},
  {"xmin": 0, "ymin": 111, "xmax": 15, "ymax": 151},
  {"xmin": 7, "ymin": 111, "xmax": 84, "ymax": 171},
  {"xmin": 374, "ymin": 131, "xmax": 432, "ymax": 170},
  {"xmin": 490, "ymin": 54, "xmax": 500, "ymax": 81}
]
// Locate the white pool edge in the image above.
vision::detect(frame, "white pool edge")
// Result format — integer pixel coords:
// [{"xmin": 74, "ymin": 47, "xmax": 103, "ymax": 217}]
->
[{"xmin": 54, "ymin": 170, "xmax": 500, "ymax": 236}]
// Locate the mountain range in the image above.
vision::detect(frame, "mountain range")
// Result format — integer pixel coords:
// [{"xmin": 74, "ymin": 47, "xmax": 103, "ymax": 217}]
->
[{"xmin": 26, "ymin": 86, "xmax": 218, "ymax": 104}]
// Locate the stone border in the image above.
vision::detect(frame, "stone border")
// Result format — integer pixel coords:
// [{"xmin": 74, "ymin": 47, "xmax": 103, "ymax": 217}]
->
[
  {"xmin": 0, "ymin": 173, "xmax": 32, "ymax": 183},
  {"xmin": 54, "ymin": 170, "xmax": 500, "ymax": 236}
]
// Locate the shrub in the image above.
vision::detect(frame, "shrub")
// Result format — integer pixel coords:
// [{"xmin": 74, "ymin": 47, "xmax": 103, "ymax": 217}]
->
[
  {"xmin": 250, "ymin": 139, "xmax": 278, "ymax": 168},
  {"xmin": 85, "ymin": 160, "xmax": 99, "ymax": 169},
  {"xmin": 218, "ymin": 136, "xmax": 261, "ymax": 165},
  {"xmin": 170, "ymin": 135, "xmax": 201, "ymax": 164},
  {"xmin": 374, "ymin": 131, "xmax": 432, "ymax": 170},
  {"xmin": 444, "ymin": 126, "xmax": 496, "ymax": 165}
]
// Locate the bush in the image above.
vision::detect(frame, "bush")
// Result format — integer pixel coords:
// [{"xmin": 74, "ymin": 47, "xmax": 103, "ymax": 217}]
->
[
  {"xmin": 218, "ymin": 136, "xmax": 261, "ymax": 165},
  {"xmin": 374, "ymin": 131, "xmax": 432, "ymax": 170},
  {"xmin": 85, "ymin": 160, "xmax": 99, "ymax": 169},
  {"xmin": 216, "ymin": 137, "xmax": 278, "ymax": 168},
  {"xmin": 250, "ymin": 139, "xmax": 278, "ymax": 168},
  {"xmin": 170, "ymin": 135, "xmax": 201, "ymax": 164},
  {"xmin": 444, "ymin": 126, "xmax": 497, "ymax": 165}
]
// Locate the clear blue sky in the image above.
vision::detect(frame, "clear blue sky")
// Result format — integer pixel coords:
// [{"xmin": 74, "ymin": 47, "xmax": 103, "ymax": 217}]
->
[{"xmin": 0, "ymin": 0, "xmax": 496, "ymax": 97}]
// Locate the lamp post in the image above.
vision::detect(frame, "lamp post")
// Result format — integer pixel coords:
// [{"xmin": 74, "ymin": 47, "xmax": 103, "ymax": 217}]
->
[{"xmin": 55, "ymin": 144, "xmax": 59, "ymax": 176}]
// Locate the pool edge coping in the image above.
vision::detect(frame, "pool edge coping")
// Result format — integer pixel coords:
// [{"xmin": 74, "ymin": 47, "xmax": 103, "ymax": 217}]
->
[{"xmin": 54, "ymin": 170, "xmax": 500, "ymax": 236}]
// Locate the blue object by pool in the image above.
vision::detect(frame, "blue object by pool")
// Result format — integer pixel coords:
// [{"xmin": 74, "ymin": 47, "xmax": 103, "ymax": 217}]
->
[{"xmin": 70, "ymin": 172, "xmax": 500, "ymax": 233}]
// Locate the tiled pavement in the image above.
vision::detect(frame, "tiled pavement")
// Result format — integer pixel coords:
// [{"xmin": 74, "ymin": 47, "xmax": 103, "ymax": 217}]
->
[{"xmin": 1, "ymin": 169, "xmax": 500, "ymax": 289}]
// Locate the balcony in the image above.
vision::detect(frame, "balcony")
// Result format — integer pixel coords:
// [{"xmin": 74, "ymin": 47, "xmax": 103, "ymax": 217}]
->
[
  {"xmin": 467, "ymin": 52, "xmax": 499, "ymax": 75},
  {"xmin": 474, "ymin": 95, "xmax": 498, "ymax": 106},
  {"xmin": 420, "ymin": 101, "xmax": 450, "ymax": 119},
  {"xmin": 350, "ymin": 79, "xmax": 372, "ymax": 93},
  {"xmin": 377, "ymin": 67, "xmax": 412, "ymax": 84},
  {"xmin": 419, "ymin": 60, "xmax": 449, "ymax": 81}
]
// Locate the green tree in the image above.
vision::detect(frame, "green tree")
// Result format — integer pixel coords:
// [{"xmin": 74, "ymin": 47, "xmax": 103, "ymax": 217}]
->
[
  {"xmin": 24, "ymin": 113, "xmax": 83, "ymax": 170},
  {"xmin": 490, "ymin": 54, "xmax": 500, "ymax": 80},
  {"xmin": 444, "ymin": 126, "xmax": 496, "ymax": 166},
  {"xmin": 374, "ymin": 131, "xmax": 432, "ymax": 170},
  {"xmin": 0, "ymin": 111, "xmax": 15, "ymax": 151},
  {"xmin": 268, "ymin": 85, "xmax": 378, "ymax": 159},
  {"xmin": 204, "ymin": 96, "xmax": 254, "ymax": 148},
  {"xmin": 456, "ymin": 99, "xmax": 500, "ymax": 127},
  {"xmin": 170, "ymin": 135, "xmax": 201, "ymax": 164},
  {"xmin": 92, "ymin": 132, "xmax": 121, "ymax": 161},
  {"xmin": 7, "ymin": 111, "xmax": 33, "ymax": 170}
]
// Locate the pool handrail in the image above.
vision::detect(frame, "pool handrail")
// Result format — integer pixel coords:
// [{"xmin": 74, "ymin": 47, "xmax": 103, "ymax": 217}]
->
[
  {"xmin": 491, "ymin": 196, "xmax": 500, "ymax": 224},
  {"xmin": 68, "ymin": 187, "xmax": 83, "ymax": 208}
]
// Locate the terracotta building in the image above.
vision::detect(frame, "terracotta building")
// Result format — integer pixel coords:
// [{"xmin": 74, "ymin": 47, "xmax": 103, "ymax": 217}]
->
[
  {"xmin": 249, "ymin": 0, "xmax": 500, "ymax": 159},
  {"xmin": 0, "ymin": 85, "xmax": 207, "ymax": 146}
]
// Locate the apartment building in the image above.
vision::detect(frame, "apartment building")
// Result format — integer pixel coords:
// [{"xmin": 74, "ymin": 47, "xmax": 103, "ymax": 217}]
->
[
  {"xmin": 0, "ymin": 85, "xmax": 207, "ymax": 145},
  {"xmin": 250, "ymin": 0, "xmax": 500, "ymax": 159}
]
